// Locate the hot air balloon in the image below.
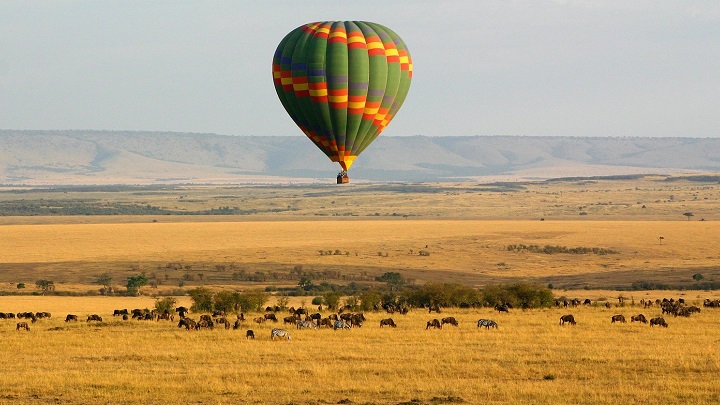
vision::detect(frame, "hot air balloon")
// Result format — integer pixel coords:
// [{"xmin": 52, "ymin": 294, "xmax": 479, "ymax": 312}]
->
[{"xmin": 272, "ymin": 21, "xmax": 413, "ymax": 183}]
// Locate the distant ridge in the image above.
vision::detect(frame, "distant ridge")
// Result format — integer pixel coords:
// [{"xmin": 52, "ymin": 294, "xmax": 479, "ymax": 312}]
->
[{"xmin": 1, "ymin": 130, "xmax": 718, "ymax": 184}]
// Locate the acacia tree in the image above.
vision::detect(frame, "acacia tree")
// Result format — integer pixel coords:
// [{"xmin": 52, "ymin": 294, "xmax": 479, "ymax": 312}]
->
[
  {"xmin": 126, "ymin": 273, "xmax": 148, "ymax": 296},
  {"xmin": 35, "ymin": 280, "xmax": 55, "ymax": 295},
  {"xmin": 96, "ymin": 273, "xmax": 113, "ymax": 295},
  {"xmin": 683, "ymin": 212, "xmax": 694, "ymax": 221}
]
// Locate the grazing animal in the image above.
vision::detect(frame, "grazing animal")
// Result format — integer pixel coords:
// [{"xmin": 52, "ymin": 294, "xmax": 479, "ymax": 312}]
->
[
  {"xmin": 426, "ymin": 319, "xmax": 442, "ymax": 329},
  {"xmin": 264, "ymin": 313, "xmax": 278, "ymax": 322},
  {"xmin": 86, "ymin": 314, "xmax": 103, "ymax": 322},
  {"xmin": 350, "ymin": 313, "xmax": 366, "ymax": 328},
  {"xmin": 246, "ymin": 329, "xmax": 255, "ymax": 339},
  {"xmin": 237, "ymin": 313, "xmax": 245, "ymax": 321},
  {"xmin": 559, "ymin": 314, "xmax": 576, "ymax": 325},
  {"xmin": 441, "ymin": 317, "xmax": 459, "ymax": 327},
  {"xmin": 611, "ymin": 314, "xmax": 626, "ymax": 323},
  {"xmin": 283, "ymin": 315, "xmax": 298, "ymax": 325},
  {"xmin": 477, "ymin": 319, "xmax": 498, "ymax": 329},
  {"xmin": 65, "ymin": 314, "xmax": 78, "ymax": 322},
  {"xmin": 195, "ymin": 319, "xmax": 214, "ymax": 330},
  {"xmin": 296, "ymin": 320, "xmax": 317, "ymax": 330},
  {"xmin": 650, "ymin": 317, "xmax": 668, "ymax": 328},
  {"xmin": 122, "ymin": 314, "xmax": 129, "ymax": 321},
  {"xmin": 631, "ymin": 314, "xmax": 648, "ymax": 324},
  {"xmin": 309, "ymin": 312, "xmax": 322, "ymax": 322},
  {"xmin": 380, "ymin": 318, "xmax": 397, "ymax": 328},
  {"xmin": 178, "ymin": 318, "xmax": 197, "ymax": 330},
  {"xmin": 270, "ymin": 328, "xmax": 291, "ymax": 340},
  {"xmin": 604, "ymin": 302, "xmax": 612, "ymax": 309},
  {"xmin": 175, "ymin": 306, "xmax": 190, "ymax": 318},
  {"xmin": 333, "ymin": 320, "xmax": 351, "ymax": 330},
  {"xmin": 428, "ymin": 304, "xmax": 441, "ymax": 313},
  {"xmin": 113, "ymin": 309, "xmax": 128, "ymax": 317},
  {"xmin": 16, "ymin": 322, "xmax": 30, "ymax": 331},
  {"xmin": 216, "ymin": 317, "xmax": 231, "ymax": 330},
  {"xmin": 233, "ymin": 319, "xmax": 243, "ymax": 330},
  {"xmin": 254, "ymin": 316, "xmax": 265, "ymax": 324},
  {"xmin": 199, "ymin": 314, "xmax": 212, "ymax": 323},
  {"xmin": 494, "ymin": 304, "xmax": 509, "ymax": 313},
  {"xmin": 318, "ymin": 318, "xmax": 333, "ymax": 328},
  {"xmin": 583, "ymin": 299, "xmax": 592, "ymax": 305}
]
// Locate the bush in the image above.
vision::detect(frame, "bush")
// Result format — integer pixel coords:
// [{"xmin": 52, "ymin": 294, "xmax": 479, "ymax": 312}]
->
[
  {"xmin": 16, "ymin": 283, "xmax": 25, "ymax": 289},
  {"xmin": 311, "ymin": 296, "xmax": 323, "ymax": 305},
  {"xmin": 154, "ymin": 297, "xmax": 178, "ymax": 314}
]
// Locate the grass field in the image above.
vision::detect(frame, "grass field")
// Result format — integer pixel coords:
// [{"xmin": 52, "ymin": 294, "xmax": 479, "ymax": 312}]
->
[
  {"xmin": 1, "ymin": 175, "xmax": 720, "ymax": 403},
  {"xmin": 1, "ymin": 298, "xmax": 719, "ymax": 404}
]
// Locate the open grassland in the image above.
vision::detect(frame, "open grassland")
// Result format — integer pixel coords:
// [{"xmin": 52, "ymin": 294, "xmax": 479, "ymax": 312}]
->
[
  {"xmin": 0, "ymin": 219, "xmax": 718, "ymax": 292},
  {"xmin": 1, "ymin": 297, "xmax": 720, "ymax": 404},
  {"xmin": 0, "ymin": 175, "xmax": 718, "ymax": 222}
]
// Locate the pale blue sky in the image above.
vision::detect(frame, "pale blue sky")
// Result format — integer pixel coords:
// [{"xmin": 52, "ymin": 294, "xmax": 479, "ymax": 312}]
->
[{"xmin": 1, "ymin": 1, "xmax": 718, "ymax": 137}]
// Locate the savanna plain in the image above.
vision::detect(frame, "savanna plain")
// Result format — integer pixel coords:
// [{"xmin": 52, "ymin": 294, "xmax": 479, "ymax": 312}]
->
[{"xmin": 1, "ymin": 174, "xmax": 720, "ymax": 404}]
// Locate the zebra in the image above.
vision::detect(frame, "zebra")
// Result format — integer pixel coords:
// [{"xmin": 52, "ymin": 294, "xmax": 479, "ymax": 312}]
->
[
  {"xmin": 477, "ymin": 319, "xmax": 498, "ymax": 329},
  {"xmin": 333, "ymin": 320, "xmax": 351, "ymax": 330},
  {"xmin": 270, "ymin": 328, "xmax": 291, "ymax": 340},
  {"xmin": 296, "ymin": 320, "xmax": 317, "ymax": 330}
]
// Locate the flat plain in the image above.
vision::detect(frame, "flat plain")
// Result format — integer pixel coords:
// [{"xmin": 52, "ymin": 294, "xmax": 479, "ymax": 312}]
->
[{"xmin": 1, "ymin": 174, "xmax": 720, "ymax": 404}]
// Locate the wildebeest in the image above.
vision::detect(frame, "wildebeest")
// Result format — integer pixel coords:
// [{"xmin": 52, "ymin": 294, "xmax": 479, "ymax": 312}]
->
[
  {"xmin": 65, "ymin": 314, "xmax": 78, "ymax": 322},
  {"xmin": 428, "ymin": 304, "xmax": 441, "ymax": 313},
  {"xmin": 477, "ymin": 319, "xmax": 498, "ymax": 329},
  {"xmin": 212, "ymin": 310, "xmax": 226, "ymax": 317},
  {"xmin": 559, "ymin": 314, "xmax": 576, "ymax": 325},
  {"xmin": 196, "ymin": 319, "xmax": 215, "ymax": 330},
  {"xmin": 122, "ymin": 314, "xmax": 129, "ymax": 321},
  {"xmin": 87, "ymin": 314, "xmax": 103, "ymax": 322},
  {"xmin": 199, "ymin": 314, "xmax": 213, "ymax": 323},
  {"xmin": 270, "ymin": 328, "xmax": 291, "ymax": 340},
  {"xmin": 178, "ymin": 318, "xmax": 197, "ymax": 330},
  {"xmin": 309, "ymin": 312, "xmax": 322, "ymax": 322},
  {"xmin": 333, "ymin": 320, "xmax": 351, "ymax": 330},
  {"xmin": 380, "ymin": 318, "xmax": 397, "ymax": 328},
  {"xmin": 283, "ymin": 315, "xmax": 299, "ymax": 325},
  {"xmin": 246, "ymin": 329, "xmax": 255, "ymax": 339},
  {"xmin": 216, "ymin": 317, "xmax": 231, "ymax": 329},
  {"xmin": 604, "ymin": 302, "xmax": 612, "ymax": 309},
  {"xmin": 650, "ymin": 317, "xmax": 668, "ymax": 328},
  {"xmin": 175, "ymin": 306, "xmax": 190, "ymax": 318},
  {"xmin": 264, "ymin": 313, "xmax": 278, "ymax": 322},
  {"xmin": 233, "ymin": 319, "xmax": 243, "ymax": 330},
  {"xmin": 16, "ymin": 322, "xmax": 29, "ymax": 331},
  {"xmin": 318, "ymin": 318, "xmax": 333, "ymax": 328},
  {"xmin": 237, "ymin": 313, "xmax": 246, "ymax": 321},
  {"xmin": 253, "ymin": 316, "xmax": 265, "ymax": 324},
  {"xmin": 583, "ymin": 299, "xmax": 592, "ymax": 305},
  {"xmin": 441, "ymin": 317, "xmax": 459, "ymax": 327},
  {"xmin": 611, "ymin": 314, "xmax": 626, "ymax": 323},
  {"xmin": 113, "ymin": 309, "xmax": 129, "ymax": 317},
  {"xmin": 157, "ymin": 312, "xmax": 174, "ymax": 321},
  {"xmin": 426, "ymin": 319, "xmax": 442, "ymax": 329},
  {"xmin": 36, "ymin": 312, "xmax": 51, "ymax": 319},
  {"xmin": 631, "ymin": 314, "xmax": 648, "ymax": 323},
  {"xmin": 494, "ymin": 304, "xmax": 509, "ymax": 313},
  {"xmin": 350, "ymin": 313, "xmax": 365, "ymax": 328}
]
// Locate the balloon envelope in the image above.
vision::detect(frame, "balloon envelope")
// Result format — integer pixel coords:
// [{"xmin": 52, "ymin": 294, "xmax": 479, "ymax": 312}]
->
[{"xmin": 272, "ymin": 21, "xmax": 413, "ymax": 171}]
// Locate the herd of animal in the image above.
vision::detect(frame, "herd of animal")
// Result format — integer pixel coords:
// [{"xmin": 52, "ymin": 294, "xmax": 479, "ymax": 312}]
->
[{"xmin": 2, "ymin": 296, "xmax": 714, "ymax": 335}]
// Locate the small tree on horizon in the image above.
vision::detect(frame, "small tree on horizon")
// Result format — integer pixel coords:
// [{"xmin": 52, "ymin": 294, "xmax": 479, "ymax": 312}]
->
[{"xmin": 683, "ymin": 212, "xmax": 694, "ymax": 221}]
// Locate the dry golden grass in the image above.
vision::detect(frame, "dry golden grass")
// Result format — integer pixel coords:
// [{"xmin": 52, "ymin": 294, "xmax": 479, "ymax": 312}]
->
[
  {"xmin": 0, "ymin": 220, "xmax": 718, "ymax": 291},
  {"xmin": 1, "ymin": 175, "xmax": 719, "ymax": 403},
  {"xmin": 1, "ymin": 301, "xmax": 719, "ymax": 404}
]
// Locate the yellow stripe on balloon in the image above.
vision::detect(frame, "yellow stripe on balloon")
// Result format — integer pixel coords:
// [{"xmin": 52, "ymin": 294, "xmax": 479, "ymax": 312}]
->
[
  {"xmin": 329, "ymin": 95, "xmax": 348, "ymax": 103},
  {"xmin": 309, "ymin": 88, "xmax": 328, "ymax": 97}
]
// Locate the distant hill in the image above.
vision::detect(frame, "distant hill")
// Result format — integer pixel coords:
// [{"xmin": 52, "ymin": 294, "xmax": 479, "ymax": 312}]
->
[{"xmin": 1, "ymin": 130, "xmax": 718, "ymax": 184}]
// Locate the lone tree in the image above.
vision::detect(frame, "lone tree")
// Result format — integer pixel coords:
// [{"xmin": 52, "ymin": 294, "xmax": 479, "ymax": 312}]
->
[
  {"xmin": 683, "ymin": 212, "xmax": 694, "ymax": 221},
  {"xmin": 126, "ymin": 273, "xmax": 149, "ymax": 296},
  {"xmin": 35, "ymin": 280, "xmax": 55, "ymax": 295},
  {"xmin": 96, "ymin": 273, "xmax": 113, "ymax": 295}
]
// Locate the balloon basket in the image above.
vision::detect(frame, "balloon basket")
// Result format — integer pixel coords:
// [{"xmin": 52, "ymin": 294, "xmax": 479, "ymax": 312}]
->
[{"xmin": 337, "ymin": 172, "xmax": 349, "ymax": 184}]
